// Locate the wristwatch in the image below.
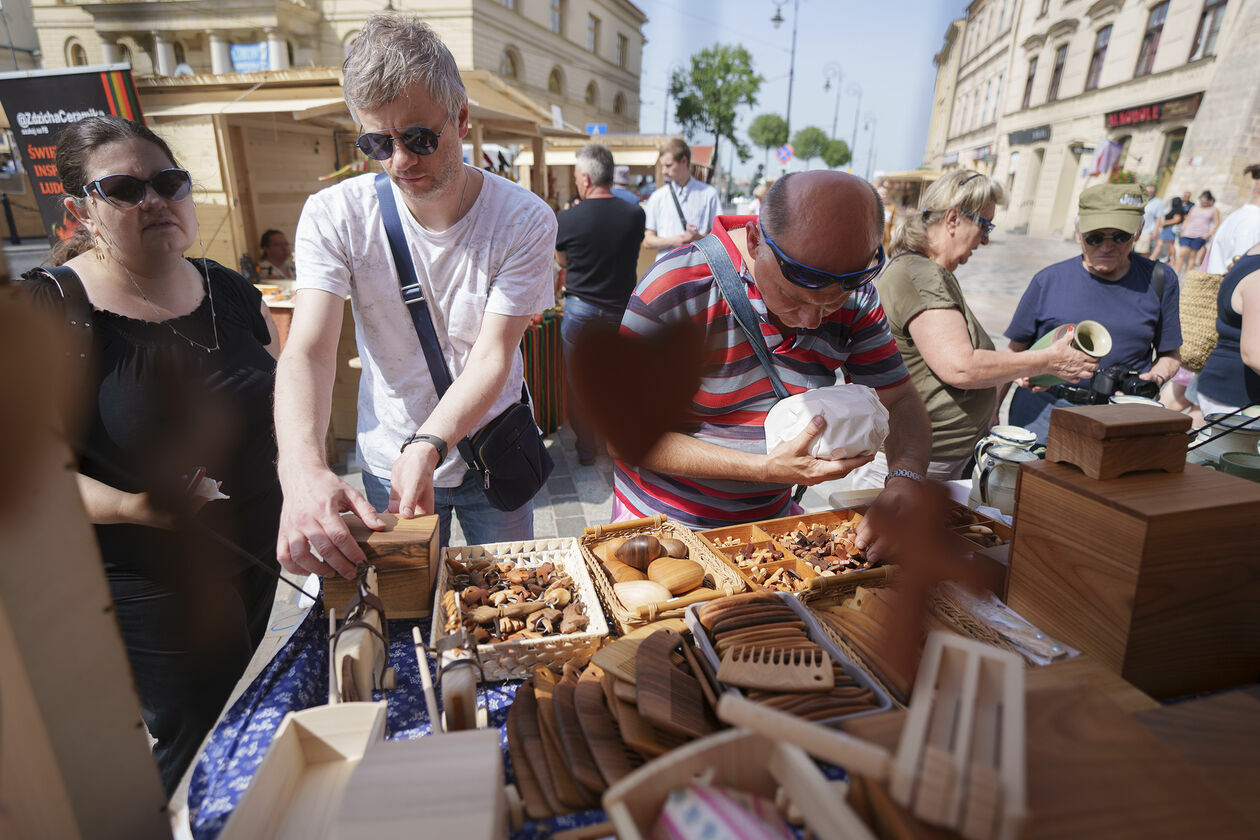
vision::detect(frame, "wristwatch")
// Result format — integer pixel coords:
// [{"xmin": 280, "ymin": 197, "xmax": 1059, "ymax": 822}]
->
[
  {"xmin": 401, "ymin": 432, "xmax": 448, "ymax": 465},
  {"xmin": 885, "ymin": 469, "xmax": 924, "ymax": 485}
]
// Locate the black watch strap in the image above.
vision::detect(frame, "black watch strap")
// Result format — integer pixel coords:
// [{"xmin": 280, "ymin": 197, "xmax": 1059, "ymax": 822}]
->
[{"xmin": 401, "ymin": 432, "xmax": 448, "ymax": 464}]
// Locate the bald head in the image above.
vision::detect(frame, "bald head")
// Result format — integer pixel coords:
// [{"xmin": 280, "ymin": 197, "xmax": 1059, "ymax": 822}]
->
[{"xmin": 761, "ymin": 171, "xmax": 883, "ymax": 275}]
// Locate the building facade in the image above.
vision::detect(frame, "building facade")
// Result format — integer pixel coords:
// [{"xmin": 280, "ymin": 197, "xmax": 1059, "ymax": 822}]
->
[
  {"xmin": 29, "ymin": 0, "xmax": 645, "ymax": 133},
  {"xmin": 925, "ymin": 0, "xmax": 1255, "ymax": 238},
  {"xmin": 923, "ymin": 19, "xmax": 965, "ymax": 172},
  {"xmin": 940, "ymin": 0, "xmax": 1021, "ymax": 178}
]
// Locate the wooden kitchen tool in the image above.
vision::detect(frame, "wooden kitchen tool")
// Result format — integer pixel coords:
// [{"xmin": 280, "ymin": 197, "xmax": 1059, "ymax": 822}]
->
[
  {"xmin": 717, "ymin": 645, "xmax": 835, "ymax": 692},
  {"xmin": 574, "ymin": 664, "xmax": 644, "ymax": 786},
  {"xmin": 1044, "ymin": 404, "xmax": 1190, "ymax": 480},
  {"xmin": 717, "ymin": 631, "xmax": 1027, "ymax": 840},
  {"xmin": 590, "ymin": 635, "xmax": 646, "ymax": 685},
  {"xmin": 410, "ymin": 627, "xmax": 441, "ymax": 728},
  {"xmin": 533, "ymin": 667, "xmax": 599, "ymax": 811},
  {"xmin": 326, "ymin": 512, "xmax": 440, "ymax": 618},
  {"xmin": 507, "ymin": 681, "xmax": 563, "ymax": 817},
  {"xmin": 554, "ymin": 668, "xmax": 606, "ymax": 792},
  {"xmin": 634, "ymin": 629, "xmax": 716, "ymax": 739}
]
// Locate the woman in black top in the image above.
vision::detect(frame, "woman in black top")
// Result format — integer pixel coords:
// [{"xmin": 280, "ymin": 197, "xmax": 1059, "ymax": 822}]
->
[{"xmin": 19, "ymin": 115, "xmax": 282, "ymax": 794}]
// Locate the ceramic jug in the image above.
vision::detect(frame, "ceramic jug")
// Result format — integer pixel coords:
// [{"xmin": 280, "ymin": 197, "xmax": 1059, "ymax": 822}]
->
[
  {"xmin": 969, "ymin": 445, "xmax": 1040, "ymax": 517},
  {"xmin": 1189, "ymin": 412, "xmax": 1260, "ymax": 466},
  {"xmin": 1027, "ymin": 320, "xmax": 1113, "ymax": 387},
  {"xmin": 973, "ymin": 425, "xmax": 1040, "ymax": 468}
]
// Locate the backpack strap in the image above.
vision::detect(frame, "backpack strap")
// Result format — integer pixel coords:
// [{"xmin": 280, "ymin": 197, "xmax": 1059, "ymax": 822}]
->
[{"xmin": 38, "ymin": 264, "xmax": 94, "ymax": 361}]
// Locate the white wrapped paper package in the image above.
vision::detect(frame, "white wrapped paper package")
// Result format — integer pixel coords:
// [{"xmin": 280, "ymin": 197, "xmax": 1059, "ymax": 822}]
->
[{"xmin": 763, "ymin": 384, "xmax": 889, "ymax": 460}]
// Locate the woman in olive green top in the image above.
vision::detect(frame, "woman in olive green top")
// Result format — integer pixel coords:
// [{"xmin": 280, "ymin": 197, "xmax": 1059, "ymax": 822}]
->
[{"xmin": 852, "ymin": 171, "xmax": 1097, "ymax": 487}]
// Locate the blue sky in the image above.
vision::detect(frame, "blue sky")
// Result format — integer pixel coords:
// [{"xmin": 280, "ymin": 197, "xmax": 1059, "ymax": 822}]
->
[{"xmin": 633, "ymin": 0, "xmax": 964, "ymax": 181}]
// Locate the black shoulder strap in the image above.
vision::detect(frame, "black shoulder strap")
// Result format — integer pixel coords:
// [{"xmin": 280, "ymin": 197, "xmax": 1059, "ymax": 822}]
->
[
  {"xmin": 40, "ymin": 264, "xmax": 94, "ymax": 360},
  {"xmin": 667, "ymin": 181, "xmax": 689, "ymax": 229},
  {"xmin": 1151, "ymin": 260, "xmax": 1167, "ymax": 303},
  {"xmin": 693, "ymin": 234, "xmax": 789, "ymax": 400}
]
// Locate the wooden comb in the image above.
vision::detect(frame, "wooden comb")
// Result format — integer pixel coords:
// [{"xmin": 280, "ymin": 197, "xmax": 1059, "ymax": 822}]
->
[{"xmin": 717, "ymin": 645, "xmax": 835, "ymax": 692}]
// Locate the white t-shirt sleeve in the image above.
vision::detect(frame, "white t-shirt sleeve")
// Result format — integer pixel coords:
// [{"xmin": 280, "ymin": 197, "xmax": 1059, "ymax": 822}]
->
[
  {"xmin": 698, "ymin": 187, "xmax": 720, "ymax": 235},
  {"xmin": 485, "ymin": 190, "xmax": 558, "ymax": 317},
  {"xmin": 644, "ymin": 189, "xmax": 662, "ymax": 232},
  {"xmin": 294, "ymin": 191, "xmax": 354, "ymax": 298}
]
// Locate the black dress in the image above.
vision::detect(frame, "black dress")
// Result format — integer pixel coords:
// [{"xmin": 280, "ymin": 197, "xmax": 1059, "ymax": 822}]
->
[{"xmin": 21, "ymin": 258, "xmax": 282, "ymax": 795}]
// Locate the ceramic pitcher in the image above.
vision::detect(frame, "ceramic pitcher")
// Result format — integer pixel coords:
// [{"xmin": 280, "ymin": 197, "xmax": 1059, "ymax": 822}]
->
[
  {"xmin": 973, "ymin": 425, "xmax": 1040, "ymax": 467},
  {"xmin": 969, "ymin": 445, "xmax": 1040, "ymax": 517}
]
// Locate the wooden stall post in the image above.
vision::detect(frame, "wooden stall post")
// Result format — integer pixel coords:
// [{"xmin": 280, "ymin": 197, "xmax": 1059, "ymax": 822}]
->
[{"xmin": 531, "ymin": 134, "xmax": 546, "ymax": 200}]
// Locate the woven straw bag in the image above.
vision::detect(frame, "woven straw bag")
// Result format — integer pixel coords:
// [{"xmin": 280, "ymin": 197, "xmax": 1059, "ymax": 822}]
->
[{"xmin": 1179, "ymin": 269, "xmax": 1224, "ymax": 372}]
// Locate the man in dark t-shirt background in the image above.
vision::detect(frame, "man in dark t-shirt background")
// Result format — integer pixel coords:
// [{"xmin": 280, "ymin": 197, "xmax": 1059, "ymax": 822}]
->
[{"xmin": 556, "ymin": 142, "xmax": 646, "ymax": 464}]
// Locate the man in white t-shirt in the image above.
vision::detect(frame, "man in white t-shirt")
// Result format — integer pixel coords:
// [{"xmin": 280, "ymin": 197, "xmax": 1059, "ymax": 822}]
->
[
  {"xmin": 274, "ymin": 14, "xmax": 556, "ymax": 578},
  {"xmin": 1205, "ymin": 163, "xmax": 1260, "ymax": 274},
  {"xmin": 1140, "ymin": 183, "xmax": 1164, "ymax": 256},
  {"xmin": 643, "ymin": 137, "xmax": 720, "ymax": 257}
]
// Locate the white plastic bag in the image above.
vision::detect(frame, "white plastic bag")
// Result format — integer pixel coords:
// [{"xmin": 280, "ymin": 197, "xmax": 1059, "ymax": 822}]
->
[{"xmin": 763, "ymin": 384, "xmax": 889, "ymax": 460}]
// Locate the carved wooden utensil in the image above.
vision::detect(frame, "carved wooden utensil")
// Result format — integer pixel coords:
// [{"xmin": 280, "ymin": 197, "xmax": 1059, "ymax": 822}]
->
[
  {"xmin": 717, "ymin": 645, "xmax": 835, "ymax": 692},
  {"xmin": 634, "ymin": 629, "xmax": 716, "ymax": 739},
  {"xmin": 574, "ymin": 663, "xmax": 644, "ymax": 786},
  {"xmin": 507, "ymin": 681, "xmax": 562, "ymax": 818},
  {"xmin": 533, "ymin": 667, "xmax": 600, "ymax": 811},
  {"xmin": 554, "ymin": 667, "xmax": 606, "ymax": 793}
]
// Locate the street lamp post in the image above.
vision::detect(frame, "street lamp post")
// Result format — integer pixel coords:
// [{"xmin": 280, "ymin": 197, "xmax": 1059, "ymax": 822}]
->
[
  {"xmin": 847, "ymin": 82, "xmax": 862, "ymax": 166},
  {"xmin": 864, "ymin": 113, "xmax": 878, "ymax": 181},
  {"xmin": 771, "ymin": 0, "xmax": 800, "ymax": 137},
  {"xmin": 823, "ymin": 63, "xmax": 842, "ymax": 139}
]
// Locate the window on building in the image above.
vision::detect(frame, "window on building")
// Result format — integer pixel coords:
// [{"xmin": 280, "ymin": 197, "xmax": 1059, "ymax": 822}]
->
[
  {"xmin": 1047, "ymin": 44, "xmax": 1068, "ymax": 101},
  {"xmin": 954, "ymin": 93, "xmax": 967, "ymax": 135},
  {"xmin": 614, "ymin": 92, "xmax": 626, "ymax": 116},
  {"xmin": 499, "ymin": 48, "xmax": 519, "ymax": 80},
  {"xmin": 587, "ymin": 14, "xmax": 601, "ymax": 53},
  {"xmin": 1135, "ymin": 2, "xmax": 1169, "ymax": 76},
  {"xmin": 1085, "ymin": 25, "xmax": 1111, "ymax": 91},
  {"xmin": 67, "ymin": 40, "xmax": 88, "ymax": 66},
  {"xmin": 585, "ymin": 81, "xmax": 598, "ymax": 107},
  {"xmin": 1189, "ymin": 0, "xmax": 1227, "ymax": 62},
  {"xmin": 550, "ymin": 0, "xmax": 566, "ymax": 35},
  {"xmin": 1021, "ymin": 57, "xmax": 1038, "ymax": 109},
  {"xmin": 120, "ymin": 44, "xmax": 132, "ymax": 65},
  {"xmin": 501, "ymin": 0, "xmax": 518, "ymax": 10},
  {"xmin": 1038, "ymin": 0, "xmax": 1050, "ymax": 17},
  {"xmin": 173, "ymin": 41, "xmax": 186, "ymax": 66},
  {"xmin": 616, "ymin": 33, "xmax": 628, "ymax": 68},
  {"xmin": 548, "ymin": 67, "xmax": 563, "ymax": 95},
  {"xmin": 992, "ymin": 72, "xmax": 1004, "ymax": 122},
  {"xmin": 1114, "ymin": 134, "xmax": 1132, "ymax": 170}
]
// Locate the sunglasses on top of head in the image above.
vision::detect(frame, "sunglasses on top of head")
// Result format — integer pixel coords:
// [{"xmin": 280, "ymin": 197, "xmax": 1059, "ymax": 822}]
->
[
  {"xmin": 1083, "ymin": 230, "xmax": 1133, "ymax": 247},
  {"xmin": 355, "ymin": 115, "xmax": 452, "ymax": 161},
  {"xmin": 759, "ymin": 223, "xmax": 885, "ymax": 291},
  {"xmin": 83, "ymin": 168, "xmax": 193, "ymax": 209}
]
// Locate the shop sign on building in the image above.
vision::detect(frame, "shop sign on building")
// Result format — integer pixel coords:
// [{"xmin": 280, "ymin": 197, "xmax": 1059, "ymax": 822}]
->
[
  {"xmin": 230, "ymin": 43, "xmax": 270, "ymax": 74},
  {"xmin": 1106, "ymin": 93, "xmax": 1203, "ymax": 128},
  {"xmin": 1008, "ymin": 124, "xmax": 1051, "ymax": 146}
]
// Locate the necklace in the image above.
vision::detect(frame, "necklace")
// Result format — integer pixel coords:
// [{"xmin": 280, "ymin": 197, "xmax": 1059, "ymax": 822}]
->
[
  {"xmin": 117, "ymin": 257, "xmax": 220, "ymax": 353},
  {"xmin": 455, "ymin": 164, "xmax": 471, "ymax": 218}
]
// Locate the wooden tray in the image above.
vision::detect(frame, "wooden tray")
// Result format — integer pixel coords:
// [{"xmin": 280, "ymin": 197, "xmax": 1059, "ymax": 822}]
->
[
  {"xmin": 579, "ymin": 516, "xmax": 745, "ymax": 634},
  {"xmin": 430, "ymin": 538, "xmax": 610, "ymax": 681},
  {"xmin": 602, "ymin": 728, "xmax": 875, "ymax": 840},
  {"xmin": 218, "ymin": 701, "xmax": 388, "ymax": 840}
]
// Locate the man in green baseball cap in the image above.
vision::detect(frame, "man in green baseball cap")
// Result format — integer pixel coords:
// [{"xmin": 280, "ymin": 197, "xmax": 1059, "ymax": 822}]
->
[{"xmin": 1001, "ymin": 182, "xmax": 1182, "ymax": 438}]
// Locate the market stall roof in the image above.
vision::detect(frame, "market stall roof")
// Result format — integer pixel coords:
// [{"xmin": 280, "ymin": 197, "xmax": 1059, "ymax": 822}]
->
[
  {"xmin": 513, "ymin": 148, "xmax": 661, "ymax": 167},
  {"xmin": 513, "ymin": 133, "xmax": 684, "ymax": 168},
  {"xmin": 881, "ymin": 169, "xmax": 944, "ymax": 182}
]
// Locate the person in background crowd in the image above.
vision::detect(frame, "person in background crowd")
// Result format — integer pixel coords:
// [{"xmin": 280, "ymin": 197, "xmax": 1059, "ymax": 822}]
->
[
  {"xmin": 1151, "ymin": 192, "xmax": 1188, "ymax": 263},
  {"xmin": 1140, "ymin": 183, "xmax": 1164, "ymax": 256},
  {"xmin": 1205, "ymin": 164, "xmax": 1260, "ymax": 275},
  {"xmin": 1197, "ymin": 240, "xmax": 1260, "ymax": 414},
  {"xmin": 747, "ymin": 179, "xmax": 771, "ymax": 215},
  {"xmin": 1175, "ymin": 190, "xmax": 1220, "ymax": 276},
  {"xmin": 616, "ymin": 171, "xmax": 932, "ymax": 560},
  {"xmin": 257, "ymin": 229, "xmax": 295, "ymax": 278},
  {"xmin": 611, "ymin": 165, "xmax": 640, "ymax": 205},
  {"xmin": 555, "ymin": 143, "xmax": 646, "ymax": 465},
  {"xmin": 17, "ymin": 115, "xmax": 282, "ymax": 794},
  {"xmin": 849, "ymin": 171, "xmax": 1095, "ymax": 488},
  {"xmin": 642, "ymin": 137, "xmax": 720, "ymax": 257},
  {"xmin": 274, "ymin": 15, "xmax": 555, "ymax": 576},
  {"xmin": 1005, "ymin": 184, "xmax": 1182, "ymax": 439}
]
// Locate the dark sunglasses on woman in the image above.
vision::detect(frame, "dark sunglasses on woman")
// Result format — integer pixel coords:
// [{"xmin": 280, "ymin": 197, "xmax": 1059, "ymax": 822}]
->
[
  {"xmin": 1082, "ymin": 231, "xmax": 1133, "ymax": 247},
  {"xmin": 83, "ymin": 168, "xmax": 193, "ymax": 209},
  {"xmin": 355, "ymin": 115, "xmax": 451, "ymax": 161},
  {"xmin": 760, "ymin": 223, "xmax": 885, "ymax": 291}
]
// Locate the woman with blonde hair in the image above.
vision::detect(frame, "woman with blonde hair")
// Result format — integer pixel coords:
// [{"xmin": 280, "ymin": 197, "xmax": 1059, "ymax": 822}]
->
[{"xmin": 851, "ymin": 170, "xmax": 1097, "ymax": 487}]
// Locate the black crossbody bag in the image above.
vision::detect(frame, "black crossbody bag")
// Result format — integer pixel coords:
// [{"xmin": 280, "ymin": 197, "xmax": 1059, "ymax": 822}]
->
[{"xmin": 375, "ymin": 173, "xmax": 553, "ymax": 512}]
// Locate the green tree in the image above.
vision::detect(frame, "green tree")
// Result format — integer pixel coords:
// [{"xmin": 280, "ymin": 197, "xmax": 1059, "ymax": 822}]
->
[
  {"xmin": 820, "ymin": 138, "xmax": 852, "ymax": 169},
  {"xmin": 791, "ymin": 126, "xmax": 828, "ymax": 169},
  {"xmin": 748, "ymin": 113, "xmax": 789, "ymax": 169},
  {"xmin": 670, "ymin": 45, "xmax": 763, "ymax": 183}
]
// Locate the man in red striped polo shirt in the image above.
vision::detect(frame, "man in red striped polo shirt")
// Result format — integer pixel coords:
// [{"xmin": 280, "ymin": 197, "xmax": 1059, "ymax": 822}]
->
[{"xmin": 614, "ymin": 171, "xmax": 931, "ymax": 559}]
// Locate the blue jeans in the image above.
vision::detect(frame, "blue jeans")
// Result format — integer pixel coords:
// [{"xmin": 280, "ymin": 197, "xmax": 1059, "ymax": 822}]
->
[
  {"xmin": 561, "ymin": 296, "xmax": 626, "ymax": 462},
  {"xmin": 1008, "ymin": 388, "xmax": 1072, "ymax": 442},
  {"xmin": 360, "ymin": 468, "xmax": 533, "ymax": 549}
]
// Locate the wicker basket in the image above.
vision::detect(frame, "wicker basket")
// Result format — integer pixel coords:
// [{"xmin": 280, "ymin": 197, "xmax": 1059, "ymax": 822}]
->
[
  {"xmin": 800, "ymin": 567, "xmax": 1026, "ymax": 708},
  {"xmin": 1179, "ymin": 269, "xmax": 1224, "ymax": 372},
  {"xmin": 580, "ymin": 515, "xmax": 745, "ymax": 634},
  {"xmin": 429, "ymin": 537, "xmax": 609, "ymax": 681}
]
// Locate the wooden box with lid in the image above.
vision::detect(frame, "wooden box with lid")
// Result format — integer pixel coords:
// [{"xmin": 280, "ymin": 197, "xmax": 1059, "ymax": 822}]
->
[
  {"xmin": 323, "ymin": 513, "xmax": 440, "ymax": 618},
  {"xmin": 1006, "ymin": 459, "xmax": 1260, "ymax": 699},
  {"xmin": 1044, "ymin": 404, "xmax": 1190, "ymax": 480}
]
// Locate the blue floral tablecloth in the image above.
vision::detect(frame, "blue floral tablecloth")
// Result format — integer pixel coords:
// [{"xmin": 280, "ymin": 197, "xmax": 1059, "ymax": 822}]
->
[{"xmin": 187, "ymin": 603, "xmax": 608, "ymax": 839}]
